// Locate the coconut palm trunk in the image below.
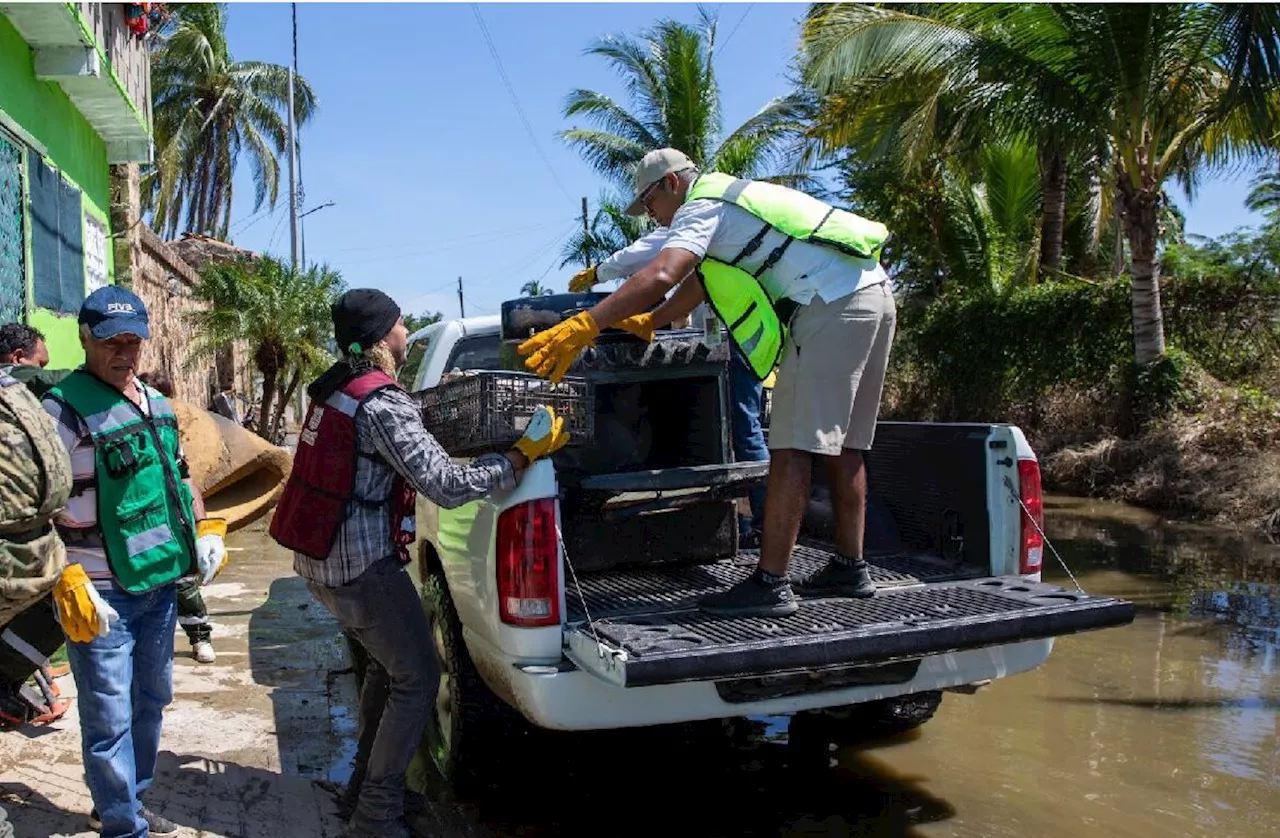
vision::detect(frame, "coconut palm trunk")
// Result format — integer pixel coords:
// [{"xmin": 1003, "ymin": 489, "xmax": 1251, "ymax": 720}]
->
[
  {"xmin": 1117, "ymin": 160, "xmax": 1167, "ymax": 364},
  {"xmin": 1038, "ymin": 146, "xmax": 1068, "ymax": 274}
]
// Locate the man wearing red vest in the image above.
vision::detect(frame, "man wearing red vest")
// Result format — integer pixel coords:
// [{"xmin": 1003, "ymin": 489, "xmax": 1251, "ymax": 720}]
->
[{"xmin": 271, "ymin": 289, "xmax": 567, "ymax": 838}]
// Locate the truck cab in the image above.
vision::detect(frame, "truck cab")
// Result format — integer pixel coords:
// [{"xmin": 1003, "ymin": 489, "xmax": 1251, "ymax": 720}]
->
[{"xmin": 399, "ymin": 315, "xmax": 501, "ymax": 392}]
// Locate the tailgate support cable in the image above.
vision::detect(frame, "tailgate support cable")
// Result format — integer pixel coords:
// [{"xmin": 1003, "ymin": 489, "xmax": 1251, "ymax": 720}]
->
[
  {"xmin": 1004, "ymin": 476, "xmax": 1084, "ymax": 593},
  {"xmin": 557, "ymin": 526, "xmax": 611, "ymax": 659}
]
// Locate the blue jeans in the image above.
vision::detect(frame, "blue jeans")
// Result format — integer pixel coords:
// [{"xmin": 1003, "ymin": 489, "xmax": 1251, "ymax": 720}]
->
[
  {"xmin": 729, "ymin": 346, "xmax": 769, "ymax": 532},
  {"xmin": 65, "ymin": 584, "xmax": 176, "ymax": 838}
]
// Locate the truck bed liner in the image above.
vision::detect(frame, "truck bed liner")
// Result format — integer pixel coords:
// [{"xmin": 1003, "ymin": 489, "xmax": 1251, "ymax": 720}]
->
[{"xmin": 566, "ymin": 543, "xmax": 979, "ymax": 620}]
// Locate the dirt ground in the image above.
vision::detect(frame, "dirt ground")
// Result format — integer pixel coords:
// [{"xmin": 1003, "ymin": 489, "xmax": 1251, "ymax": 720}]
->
[{"xmin": 0, "ymin": 522, "xmax": 475, "ymax": 838}]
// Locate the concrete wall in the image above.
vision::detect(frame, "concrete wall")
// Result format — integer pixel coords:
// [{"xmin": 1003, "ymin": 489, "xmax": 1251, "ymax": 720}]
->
[{"xmin": 75, "ymin": 2, "xmax": 151, "ymax": 131}]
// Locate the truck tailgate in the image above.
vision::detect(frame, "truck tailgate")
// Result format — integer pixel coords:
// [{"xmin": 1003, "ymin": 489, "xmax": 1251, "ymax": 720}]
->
[{"xmin": 563, "ymin": 547, "xmax": 1134, "ymax": 688}]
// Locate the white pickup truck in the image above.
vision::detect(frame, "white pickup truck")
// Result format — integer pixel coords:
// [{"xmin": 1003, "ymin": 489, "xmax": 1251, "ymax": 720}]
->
[{"xmin": 398, "ymin": 308, "xmax": 1134, "ymax": 788}]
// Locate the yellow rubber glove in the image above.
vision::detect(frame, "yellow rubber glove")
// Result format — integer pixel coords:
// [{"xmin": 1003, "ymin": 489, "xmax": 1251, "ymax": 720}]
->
[
  {"xmin": 518, "ymin": 311, "xmax": 600, "ymax": 384},
  {"xmin": 614, "ymin": 313, "xmax": 655, "ymax": 343},
  {"xmin": 568, "ymin": 265, "xmax": 597, "ymax": 293},
  {"xmin": 53, "ymin": 564, "xmax": 119, "ymax": 644},
  {"xmin": 195, "ymin": 518, "xmax": 229, "ymax": 585},
  {"xmin": 513, "ymin": 405, "xmax": 570, "ymax": 462}
]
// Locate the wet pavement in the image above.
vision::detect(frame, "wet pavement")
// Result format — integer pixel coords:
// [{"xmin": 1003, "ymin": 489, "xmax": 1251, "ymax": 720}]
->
[{"xmin": 3, "ymin": 494, "xmax": 1280, "ymax": 837}]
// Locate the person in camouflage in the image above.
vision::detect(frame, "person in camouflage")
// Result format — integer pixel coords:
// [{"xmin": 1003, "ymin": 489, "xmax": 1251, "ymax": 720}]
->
[{"xmin": 0, "ymin": 323, "xmax": 72, "ymax": 729}]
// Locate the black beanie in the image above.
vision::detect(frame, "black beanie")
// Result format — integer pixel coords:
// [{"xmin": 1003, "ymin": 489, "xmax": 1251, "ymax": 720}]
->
[{"xmin": 332, "ymin": 289, "xmax": 401, "ymax": 355}]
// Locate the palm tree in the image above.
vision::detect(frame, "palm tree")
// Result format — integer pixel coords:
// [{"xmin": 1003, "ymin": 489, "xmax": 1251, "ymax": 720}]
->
[
  {"xmin": 560, "ymin": 9, "xmax": 814, "ymax": 204},
  {"xmin": 802, "ymin": 3, "xmax": 1280, "ymax": 366},
  {"xmin": 188, "ymin": 256, "xmax": 344, "ymax": 441},
  {"xmin": 147, "ymin": 3, "xmax": 317, "ymax": 240},
  {"xmin": 558, "ymin": 192, "xmax": 650, "ymax": 270},
  {"xmin": 945, "ymin": 139, "xmax": 1045, "ymax": 293},
  {"xmin": 519, "ymin": 280, "xmax": 554, "ymax": 297},
  {"xmin": 1247, "ymin": 169, "xmax": 1280, "ymax": 218}
]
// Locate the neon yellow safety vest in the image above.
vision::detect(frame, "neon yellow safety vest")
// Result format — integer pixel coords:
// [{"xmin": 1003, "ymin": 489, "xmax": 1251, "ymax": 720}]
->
[{"xmin": 687, "ymin": 172, "xmax": 889, "ymax": 380}]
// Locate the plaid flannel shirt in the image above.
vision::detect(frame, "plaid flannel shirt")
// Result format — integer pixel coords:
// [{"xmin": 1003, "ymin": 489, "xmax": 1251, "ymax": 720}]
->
[{"xmin": 292, "ymin": 386, "xmax": 516, "ymax": 588}]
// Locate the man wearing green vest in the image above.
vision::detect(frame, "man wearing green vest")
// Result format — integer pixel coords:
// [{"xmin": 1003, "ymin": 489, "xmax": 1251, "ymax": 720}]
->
[
  {"xmin": 42, "ymin": 286, "xmax": 226, "ymax": 838},
  {"xmin": 521, "ymin": 148, "xmax": 897, "ymax": 618}
]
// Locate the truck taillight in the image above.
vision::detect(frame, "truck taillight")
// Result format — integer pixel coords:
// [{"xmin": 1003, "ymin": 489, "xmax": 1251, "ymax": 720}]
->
[
  {"xmin": 496, "ymin": 498, "xmax": 560, "ymax": 627},
  {"xmin": 1017, "ymin": 458, "xmax": 1044, "ymax": 575}
]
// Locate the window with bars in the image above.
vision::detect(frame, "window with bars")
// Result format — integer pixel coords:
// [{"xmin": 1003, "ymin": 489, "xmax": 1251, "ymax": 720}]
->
[{"xmin": 0, "ymin": 132, "xmax": 23, "ymax": 325}]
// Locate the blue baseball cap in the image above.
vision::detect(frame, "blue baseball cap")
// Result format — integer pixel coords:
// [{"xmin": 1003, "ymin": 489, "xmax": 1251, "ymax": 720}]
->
[{"xmin": 79, "ymin": 285, "xmax": 150, "ymax": 340}]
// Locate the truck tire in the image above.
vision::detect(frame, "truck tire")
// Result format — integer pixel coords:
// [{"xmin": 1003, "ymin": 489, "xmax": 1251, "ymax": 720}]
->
[
  {"xmin": 0, "ymin": 803, "xmax": 14, "ymax": 838},
  {"xmin": 419, "ymin": 570, "xmax": 527, "ymax": 794},
  {"xmin": 798, "ymin": 690, "xmax": 944, "ymax": 742}
]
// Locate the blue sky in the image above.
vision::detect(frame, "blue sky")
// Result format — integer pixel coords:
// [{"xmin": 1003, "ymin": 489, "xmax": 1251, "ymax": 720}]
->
[{"xmin": 222, "ymin": 2, "xmax": 1268, "ymax": 321}]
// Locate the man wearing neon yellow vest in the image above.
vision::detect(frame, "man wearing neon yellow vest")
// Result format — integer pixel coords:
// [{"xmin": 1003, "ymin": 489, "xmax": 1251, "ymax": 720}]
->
[{"xmin": 520, "ymin": 148, "xmax": 896, "ymax": 618}]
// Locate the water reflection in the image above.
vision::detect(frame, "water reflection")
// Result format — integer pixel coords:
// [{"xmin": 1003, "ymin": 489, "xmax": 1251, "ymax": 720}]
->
[{"xmin": 438, "ymin": 495, "xmax": 1280, "ymax": 838}]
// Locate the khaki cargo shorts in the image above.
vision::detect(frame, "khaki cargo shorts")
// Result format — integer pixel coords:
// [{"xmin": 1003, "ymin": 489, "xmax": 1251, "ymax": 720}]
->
[{"xmin": 768, "ymin": 281, "xmax": 896, "ymax": 455}]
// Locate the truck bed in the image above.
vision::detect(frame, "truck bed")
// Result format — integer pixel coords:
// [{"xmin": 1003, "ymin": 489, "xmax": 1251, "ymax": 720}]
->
[
  {"xmin": 563, "ymin": 543, "xmax": 1134, "ymax": 689},
  {"xmin": 566, "ymin": 543, "xmax": 980, "ymax": 620}
]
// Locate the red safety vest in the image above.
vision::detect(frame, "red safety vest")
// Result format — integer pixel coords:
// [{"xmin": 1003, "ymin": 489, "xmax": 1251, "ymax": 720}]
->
[{"xmin": 269, "ymin": 369, "xmax": 417, "ymax": 564}]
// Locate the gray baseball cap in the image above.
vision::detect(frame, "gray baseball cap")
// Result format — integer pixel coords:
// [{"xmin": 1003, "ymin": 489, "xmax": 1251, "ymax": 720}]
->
[{"xmin": 624, "ymin": 148, "xmax": 695, "ymax": 216}]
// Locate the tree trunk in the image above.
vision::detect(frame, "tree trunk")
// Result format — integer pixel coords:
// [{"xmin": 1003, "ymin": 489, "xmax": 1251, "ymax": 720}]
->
[
  {"xmin": 257, "ymin": 370, "xmax": 277, "ymax": 439},
  {"xmin": 1038, "ymin": 145, "xmax": 1068, "ymax": 275},
  {"xmin": 270, "ymin": 366, "xmax": 301, "ymax": 443},
  {"xmin": 1118, "ymin": 175, "xmax": 1166, "ymax": 365}
]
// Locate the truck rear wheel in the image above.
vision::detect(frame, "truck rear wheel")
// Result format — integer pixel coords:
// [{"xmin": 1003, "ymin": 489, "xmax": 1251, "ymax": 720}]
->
[{"xmin": 417, "ymin": 570, "xmax": 525, "ymax": 794}]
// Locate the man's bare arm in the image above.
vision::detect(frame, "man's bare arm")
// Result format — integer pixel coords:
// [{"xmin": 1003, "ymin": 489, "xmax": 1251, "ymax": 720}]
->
[
  {"xmin": 186, "ymin": 478, "xmax": 207, "ymax": 520},
  {"xmin": 586, "ymin": 247, "xmax": 701, "ymax": 329},
  {"xmin": 650, "ymin": 274, "xmax": 708, "ymax": 329}
]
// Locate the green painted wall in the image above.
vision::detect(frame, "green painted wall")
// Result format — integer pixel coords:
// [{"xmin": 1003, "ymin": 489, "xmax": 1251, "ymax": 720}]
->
[
  {"xmin": 0, "ymin": 12, "xmax": 113, "ymax": 369},
  {"xmin": 0, "ymin": 15, "xmax": 109, "ymax": 208},
  {"xmin": 30, "ymin": 306, "xmax": 83, "ymax": 366}
]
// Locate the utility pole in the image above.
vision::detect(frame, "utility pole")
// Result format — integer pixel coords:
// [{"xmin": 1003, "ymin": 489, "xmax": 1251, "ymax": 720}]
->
[
  {"xmin": 457, "ymin": 276, "xmax": 465, "ymax": 318},
  {"xmin": 581, "ymin": 196, "xmax": 590, "ymax": 268},
  {"xmin": 293, "ymin": 2, "xmax": 305, "ymax": 270},
  {"xmin": 288, "ymin": 2, "xmax": 302, "ymax": 435},
  {"xmin": 286, "ymin": 2, "xmax": 300, "ymax": 271}
]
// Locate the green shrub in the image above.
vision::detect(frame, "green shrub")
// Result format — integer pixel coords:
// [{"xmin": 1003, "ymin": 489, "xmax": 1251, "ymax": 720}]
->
[{"xmin": 889, "ymin": 274, "xmax": 1280, "ymax": 427}]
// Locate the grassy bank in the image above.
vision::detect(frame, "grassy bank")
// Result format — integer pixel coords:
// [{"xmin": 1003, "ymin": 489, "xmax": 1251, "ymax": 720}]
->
[{"xmin": 880, "ymin": 274, "xmax": 1280, "ymax": 531}]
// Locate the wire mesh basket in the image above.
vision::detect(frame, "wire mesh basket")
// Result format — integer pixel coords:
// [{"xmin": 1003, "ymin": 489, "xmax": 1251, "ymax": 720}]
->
[{"xmin": 419, "ymin": 372, "xmax": 595, "ymax": 456}]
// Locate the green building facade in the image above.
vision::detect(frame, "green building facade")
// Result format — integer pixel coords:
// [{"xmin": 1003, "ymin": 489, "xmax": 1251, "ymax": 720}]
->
[{"xmin": 0, "ymin": 3, "xmax": 152, "ymax": 366}]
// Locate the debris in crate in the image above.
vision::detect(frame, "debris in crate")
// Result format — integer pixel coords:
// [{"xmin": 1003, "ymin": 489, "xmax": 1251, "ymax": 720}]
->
[{"xmin": 420, "ymin": 372, "xmax": 594, "ymax": 456}]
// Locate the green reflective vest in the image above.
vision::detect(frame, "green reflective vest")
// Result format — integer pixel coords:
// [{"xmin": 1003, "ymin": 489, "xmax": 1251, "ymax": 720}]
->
[
  {"xmin": 687, "ymin": 172, "xmax": 890, "ymax": 379},
  {"xmin": 46, "ymin": 372, "xmax": 196, "ymax": 593}
]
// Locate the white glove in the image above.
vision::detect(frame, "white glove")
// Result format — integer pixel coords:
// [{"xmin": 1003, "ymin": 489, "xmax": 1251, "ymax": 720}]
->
[
  {"xmin": 87, "ymin": 586, "xmax": 121, "ymax": 637},
  {"xmin": 195, "ymin": 534, "xmax": 226, "ymax": 586}
]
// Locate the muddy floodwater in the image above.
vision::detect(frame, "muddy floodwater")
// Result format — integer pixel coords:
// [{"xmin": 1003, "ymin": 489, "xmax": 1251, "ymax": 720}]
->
[{"xmin": 451, "ymin": 495, "xmax": 1280, "ymax": 838}]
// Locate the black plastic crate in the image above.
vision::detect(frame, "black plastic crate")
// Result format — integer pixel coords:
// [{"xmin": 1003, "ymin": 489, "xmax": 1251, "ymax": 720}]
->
[{"xmin": 419, "ymin": 372, "xmax": 594, "ymax": 456}]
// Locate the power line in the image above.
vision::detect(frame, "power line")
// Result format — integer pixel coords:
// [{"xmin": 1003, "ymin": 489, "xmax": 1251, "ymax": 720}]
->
[
  {"xmin": 470, "ymin": 4, "xmax": 573, "ymax": 203},
  {"xmin": 321, "ymin": 218, "xmax": 573, "ymax": 256},
  {"xmin": 718, "ymin": 3, "xmax": 754, "ymax": 53}
]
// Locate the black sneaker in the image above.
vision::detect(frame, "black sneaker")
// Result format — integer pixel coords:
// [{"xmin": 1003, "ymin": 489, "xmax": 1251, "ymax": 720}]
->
[
  {"xmin": 793, "ymin": 558, "xmax": 876, "ymax": 598},
  {"xmin": 336, "ymin": 788, "xmax": 426, "ymax": 821},
  {"xmin": 88, "ymin": 807, "xmax": 179, "ymax": 837},
  {"xmin": 698, "ymin": 575, "xmax": 798, "ymax": 617}
]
